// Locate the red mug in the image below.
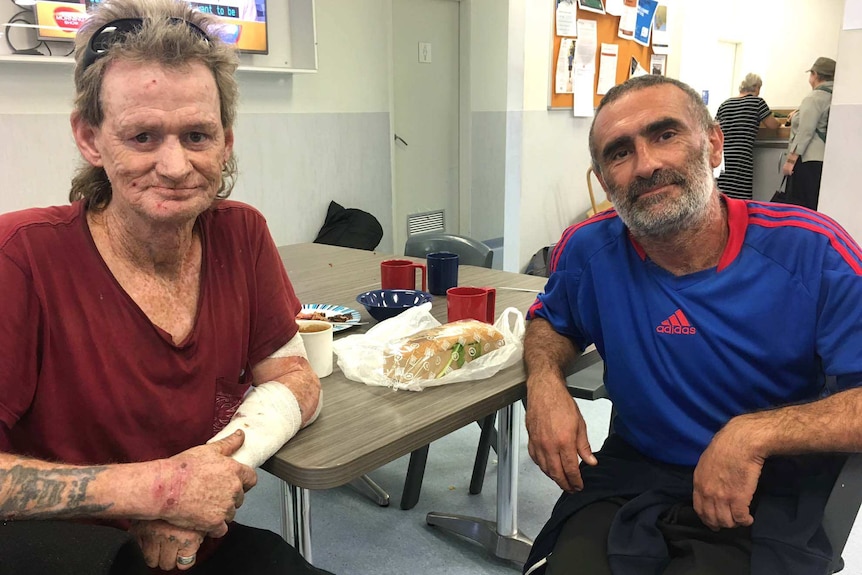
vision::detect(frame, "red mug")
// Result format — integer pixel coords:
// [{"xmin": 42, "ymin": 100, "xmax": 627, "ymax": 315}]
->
[
  {"xmin": 447, "ymin": 286, "xmax": 496, "ymax": 323},
  {"xmin": 381, "ymin": 259, "xmax": 427, "ymax": 291}
]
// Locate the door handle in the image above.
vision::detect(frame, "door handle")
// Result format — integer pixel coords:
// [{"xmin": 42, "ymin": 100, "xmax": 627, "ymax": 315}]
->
[{"xmin": 394, "ymin": 134, "xmax": 408, "ymax": 146}]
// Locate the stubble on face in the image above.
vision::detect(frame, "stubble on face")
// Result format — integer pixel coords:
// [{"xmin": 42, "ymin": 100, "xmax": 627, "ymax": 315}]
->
[{"xmin": 603, "ymin": 138, "xmax": 715, "ymax": 239}]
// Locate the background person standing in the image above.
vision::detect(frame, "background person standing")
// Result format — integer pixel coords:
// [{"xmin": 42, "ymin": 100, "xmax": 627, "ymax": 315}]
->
[
  {"xmin": 715, "ymin": 73, "xmax": 780, "ymax": 200},
  {"xmin": 781, "ymin": 56, "xmax": 835, "ymax": 210},
  {"xmin": 782, "ymin": 57, "xmax": 836, "ymax": 210}
]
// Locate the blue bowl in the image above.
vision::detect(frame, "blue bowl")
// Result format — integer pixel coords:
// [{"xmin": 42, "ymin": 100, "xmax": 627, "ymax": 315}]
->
[{"xmin": 356, "ymin": 289, "xmax": 433, "ymax": 322}]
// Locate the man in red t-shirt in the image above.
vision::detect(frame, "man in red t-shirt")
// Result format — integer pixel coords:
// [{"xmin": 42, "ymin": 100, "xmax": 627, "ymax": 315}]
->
[{"xmin": 0, "ymin": 1, "xmax": 330, "ymax": 574}]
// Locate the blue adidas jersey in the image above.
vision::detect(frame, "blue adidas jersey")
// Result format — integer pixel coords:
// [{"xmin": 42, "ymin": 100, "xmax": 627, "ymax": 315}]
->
[{"xmin": 528, "ymin": 197, "xmax": 862, "ymax": 466}]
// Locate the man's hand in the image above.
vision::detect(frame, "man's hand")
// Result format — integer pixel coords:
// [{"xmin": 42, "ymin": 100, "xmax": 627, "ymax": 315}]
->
[
  {"xmin": 525, "ymin": 376, "xmax": 597, "ymax": 492},
  {"xmin": 130, "ymin": 520, "xmax": 204, "ymax": 571},
  {"xmin": 693, "ymin": 417, "xmax": 765, "ymax": 530},
  {"xmin": 154, "ymin": 430, "xmax": 257, "ymax": 537}
]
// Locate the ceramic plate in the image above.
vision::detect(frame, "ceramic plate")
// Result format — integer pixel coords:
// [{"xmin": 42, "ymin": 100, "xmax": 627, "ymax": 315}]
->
[{"xmin": 298, "ymin": 304, "xmax": 362, "ymax": 332}]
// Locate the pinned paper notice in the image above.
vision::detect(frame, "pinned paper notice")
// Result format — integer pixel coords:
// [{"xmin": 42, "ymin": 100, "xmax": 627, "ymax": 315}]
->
[
  {"xmin": 597, "ymin": 43, "xmax": 618, "ymax": 95},
  {"xmin": 555, "ymin": 38, "xmax": 577, "ymax": 94},
  {"xmin": 556, "ymin": 0, "xmax": 577, "ymax": 36}
]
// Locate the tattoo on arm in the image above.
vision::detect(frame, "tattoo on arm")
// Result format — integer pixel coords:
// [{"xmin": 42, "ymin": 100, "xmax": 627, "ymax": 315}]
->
[{"xmin": 0, "ymin": 464, "xmax": 113, "ymax": 519}]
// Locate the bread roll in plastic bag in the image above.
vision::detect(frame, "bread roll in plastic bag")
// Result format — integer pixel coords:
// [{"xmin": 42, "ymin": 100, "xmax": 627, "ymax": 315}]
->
[{"xmin": 333, "ymin": 303, "xmax": 525, "ymax": 391}]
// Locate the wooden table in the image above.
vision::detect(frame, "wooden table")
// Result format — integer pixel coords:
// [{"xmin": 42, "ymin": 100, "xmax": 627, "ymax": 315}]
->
[{"xmin": 264, "ymin": 243, "xmax": 547, "ymax": 564}]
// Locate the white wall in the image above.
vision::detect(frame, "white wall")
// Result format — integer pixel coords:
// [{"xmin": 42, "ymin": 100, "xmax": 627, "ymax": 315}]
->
[
  {"xmin": 820, "ymin": 7, "xmax": 862, "ymax": 244},
  {"xmin": 469, "ymin": 0, "xmax": 509, "ymax": 245},
  {"xmin": 674, "ymin": 0, "xmax": 843, "ymax": 110},
  {"xmin": 0, "ymin": 0, "xmax": 395, "ymax": 252}
]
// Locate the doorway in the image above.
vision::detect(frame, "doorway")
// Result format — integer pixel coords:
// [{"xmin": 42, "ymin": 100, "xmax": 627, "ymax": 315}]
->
[
  {"xmin": 391, "ymin": 0, "xmax": 462, "ymax": 254},
  {"xmin": 711, "ymin": 40, "xmax": 741, "ymax": 117}
]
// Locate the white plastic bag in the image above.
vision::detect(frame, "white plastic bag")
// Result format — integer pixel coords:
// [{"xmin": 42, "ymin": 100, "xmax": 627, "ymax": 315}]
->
[{"xmin": 333, "ymin": 303, "xmax": 526, "ymax": 391}]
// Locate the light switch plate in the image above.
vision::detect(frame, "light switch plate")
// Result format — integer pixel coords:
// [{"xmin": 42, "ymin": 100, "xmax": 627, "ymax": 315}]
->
[{"xmin": 418, "ymin": 42, "xmax": 432, "ymax": 63}]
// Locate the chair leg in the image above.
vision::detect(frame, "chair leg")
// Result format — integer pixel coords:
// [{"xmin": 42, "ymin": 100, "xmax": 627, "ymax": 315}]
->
[
  {"xmin": 348, "ymin": 474, "xmax": 390, "ymax": 507},
  {"xmin": 474, "ymin": 418, "xmax": 498, "ymax": 454},
  {"xmin": 401, "ymin": 445, "xmax": 430, "ymax": 510},
  {"xmin": 470, "ymin": 414, "xmax": 497, "ymax": 495}
]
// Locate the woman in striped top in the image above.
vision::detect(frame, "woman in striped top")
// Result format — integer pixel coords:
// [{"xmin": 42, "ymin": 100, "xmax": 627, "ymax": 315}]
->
[{"xmin": 715, "ymin": 74, "xmax": 780, "ymax": 200}]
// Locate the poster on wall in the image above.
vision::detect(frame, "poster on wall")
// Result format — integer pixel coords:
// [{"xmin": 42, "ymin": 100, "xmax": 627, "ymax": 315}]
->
[
  {"xmin": 577, "ymin": 0, "xmax": 605, "ymax": 15},
  {"xmin": 605, "ymin": 0, "xmax": 625, "ymax": 16},
  {"xmin": 652, "ymin": 1, "xmax": 670, "ymax": 54},
  {"xmin": 632, "ymin": 0, "xmax": 658, "ymax": 47},
  {"xmin": 617, "ymin": 4, "xmax": 636, "ymax": 40},
  {"xmin": 555, "ymin": 38, "xmax": 577, "ymax": 93},
  {"xmin": 556, "ymin": 0, "xmax": 578, "ymax": 36},
  {"xmin": 573, "ymin": 19, "xmax": 598, "ymax": 117},
  {"xmin": 597, "ymin": 43, "xmax": 619, "ymax": 94},
  {"xmin": 650, "ymin": 53, "xmax": 667, "ymax": 76}
]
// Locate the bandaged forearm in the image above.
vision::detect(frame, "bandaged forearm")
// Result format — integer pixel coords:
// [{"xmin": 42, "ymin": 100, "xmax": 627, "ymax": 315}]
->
[
  {"xmin": 207, "ymin": 335, "xmax": 321, "ymax": 468},
  {"xmin": 208, "ymin": 381, "xmax": 302, "ymax": 468}
]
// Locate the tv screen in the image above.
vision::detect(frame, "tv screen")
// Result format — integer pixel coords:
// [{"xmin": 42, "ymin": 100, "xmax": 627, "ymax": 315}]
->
[{"xmin": 29, "ymin": 0, "xmax": 268, "ymax": 54}]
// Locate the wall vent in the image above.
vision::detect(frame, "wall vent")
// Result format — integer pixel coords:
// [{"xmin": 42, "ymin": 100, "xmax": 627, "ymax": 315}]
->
[{"xmin": 407, "ymin": 210, "xmax": 445, "ymax": 236}]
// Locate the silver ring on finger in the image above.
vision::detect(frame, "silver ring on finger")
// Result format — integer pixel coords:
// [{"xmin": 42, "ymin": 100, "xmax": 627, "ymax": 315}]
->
[{"xmin": 176, "ymin": 554, "xmax": 197, "ymax": 566}]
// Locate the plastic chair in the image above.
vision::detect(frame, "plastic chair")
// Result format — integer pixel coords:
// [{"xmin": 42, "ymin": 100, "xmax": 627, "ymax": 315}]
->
[
  {"xmin": 564, "ymin": 359, "xmax": 862, "ymax": 574},
  {"xmin": 586, "ymin": 167, "xmax": 613, "ymax": 218},
  {"xmin": 403, "ymin": 232, "xmax": 493, "ymax": 268}
]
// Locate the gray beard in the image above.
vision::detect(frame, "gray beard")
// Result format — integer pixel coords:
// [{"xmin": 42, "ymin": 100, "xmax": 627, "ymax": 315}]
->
[{"xmin": 608, "ymin": 144, "xmax": 715, "ymax": 239}]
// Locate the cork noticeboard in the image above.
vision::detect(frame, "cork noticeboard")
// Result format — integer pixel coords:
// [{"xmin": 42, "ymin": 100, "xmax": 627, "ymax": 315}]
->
[{"xmin": 550, "ymin": 6, "xmax": 654, "ymax": 110}]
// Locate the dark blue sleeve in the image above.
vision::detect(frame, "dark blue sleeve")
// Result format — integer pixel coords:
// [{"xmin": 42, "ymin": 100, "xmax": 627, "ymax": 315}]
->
[{"xmin": 526, "ymin": 244, "xmax": 590, "ymax": 352}]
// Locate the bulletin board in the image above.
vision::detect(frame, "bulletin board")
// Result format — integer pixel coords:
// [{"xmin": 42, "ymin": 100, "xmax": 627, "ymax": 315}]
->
[{"xmin": 550, "ymin": 5, "xmax": 655, "ymax": 110}]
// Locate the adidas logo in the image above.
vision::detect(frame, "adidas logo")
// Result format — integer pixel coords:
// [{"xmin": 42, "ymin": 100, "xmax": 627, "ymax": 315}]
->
[{"xmin": 655, "ymin": 309, "xmax": 697, "ymax": 335}]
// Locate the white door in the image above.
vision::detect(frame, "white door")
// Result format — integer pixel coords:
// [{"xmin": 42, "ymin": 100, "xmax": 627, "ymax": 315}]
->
[
  {"xmin": 710, "ymin": 40, "xmax": 740, "ymax": 118},
  {"xmin": 391, "ymin": 0, "xmax": 461, "ymax": 254}
]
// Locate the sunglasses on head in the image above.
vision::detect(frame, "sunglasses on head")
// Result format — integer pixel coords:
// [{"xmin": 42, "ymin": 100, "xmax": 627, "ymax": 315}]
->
[{"xmin": 80, "ymin": 17, "xmax": 211, "ymax": 72}]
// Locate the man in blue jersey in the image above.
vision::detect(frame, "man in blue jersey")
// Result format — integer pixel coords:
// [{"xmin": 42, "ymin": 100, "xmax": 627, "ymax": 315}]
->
[{"xmin": 522, "ymin": 75, "xmax": 862, "ymax": 575}]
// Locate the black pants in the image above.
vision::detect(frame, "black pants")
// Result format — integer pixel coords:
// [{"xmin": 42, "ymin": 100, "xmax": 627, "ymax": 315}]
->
[
  {"xmin": 787, "ymin": 158, "xmax": 823, "ymax": 210},
  {"xmin": 0, "ymin": 521, "xmax": 333, "ymax": 575},
  {"xmin": 182, "ymin": 523, "xmax": 333, "ymax": 575},
  {"xmin": 545, "ymin": 499, "xmax": 751, "ymax": 575}
]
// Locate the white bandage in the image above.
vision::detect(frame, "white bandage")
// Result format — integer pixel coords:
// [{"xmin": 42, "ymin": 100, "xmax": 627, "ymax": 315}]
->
[
  {"xmin": 207, "ymin": 381, "xmax": 303, "ymax": 468},
  {"xmin": 266, "ymin": 332, "xmax": 322, "ymax": 428},
  {"xmin": 268, "ymin": 332, "xmax": 308, "ymax": 359}
]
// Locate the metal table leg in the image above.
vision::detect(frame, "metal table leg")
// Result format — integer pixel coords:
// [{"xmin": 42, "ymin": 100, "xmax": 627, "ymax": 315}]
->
[
  {"xmin": 426, "ymin": 402, "xmax": 533, "ymax": 565},
  {"xmin": 348, "ymin": 474, "xmax": 391, "ymax": 507},
  {"xmin": 280, "ymin": 481, "xmax": 313, "ymax": 562}
]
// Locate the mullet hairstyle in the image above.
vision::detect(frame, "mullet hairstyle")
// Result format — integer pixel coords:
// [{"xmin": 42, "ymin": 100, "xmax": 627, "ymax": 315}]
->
[{"xmin": 69, "ymin": 0, "xmax": 240, "ymax": 209}]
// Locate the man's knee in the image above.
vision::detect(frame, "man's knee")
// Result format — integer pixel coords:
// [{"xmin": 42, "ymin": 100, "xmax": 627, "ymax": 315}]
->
[{"xmin": 545, "ymin": 500, "xmax": 622, "ymax": 575}]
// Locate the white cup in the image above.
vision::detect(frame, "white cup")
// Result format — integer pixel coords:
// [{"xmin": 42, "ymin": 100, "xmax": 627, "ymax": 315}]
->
[{"xmin": 296, "ymin": 320, "xmax": 334, "ymax": 378}]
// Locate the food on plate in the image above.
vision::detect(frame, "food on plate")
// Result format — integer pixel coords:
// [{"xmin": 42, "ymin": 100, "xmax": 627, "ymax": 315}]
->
[
  {"xmin": 383, "ymin": 320, "xmax": 506, "ymax": 382},
  {"xmin": 296, "ymin": 310, "xmax": 355, "ymax": 323}
]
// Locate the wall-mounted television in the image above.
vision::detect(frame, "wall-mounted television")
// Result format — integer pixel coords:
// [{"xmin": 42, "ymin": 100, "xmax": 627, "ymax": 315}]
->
[{"xmin": 21, "ymin": 0, "xmax": 268, "ymax": 54}]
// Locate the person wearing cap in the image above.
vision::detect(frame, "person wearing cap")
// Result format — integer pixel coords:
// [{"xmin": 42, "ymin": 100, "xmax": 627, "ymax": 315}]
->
[
  {"xmin": 781, "ymin": 56, "xmax": 836, "ymax": 210},
  {"xmin": 715, "ymin": 73, "xmax": 781, "ymax": 200},
  {"xmin": 0, "ymin": 0, "xmax": 333, "ymax": 573}
]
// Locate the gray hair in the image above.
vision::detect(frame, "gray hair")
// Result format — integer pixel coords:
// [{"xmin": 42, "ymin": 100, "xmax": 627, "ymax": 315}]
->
[
  {"xmin": 69, "ymin": 0, "xmax": 240, "ymax": 209},
  {"xmin": 739, "ymin": 73, "xmax": 762, "ymax": 94},
  {"xmin": 588, "ymin": 75, "xmax": 715, "ymax": 175}
]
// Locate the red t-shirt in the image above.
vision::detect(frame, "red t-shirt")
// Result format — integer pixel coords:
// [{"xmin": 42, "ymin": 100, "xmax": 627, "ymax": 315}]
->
[{"xmin": 0, "ymin": 200, "xmax": 301, "ymax": 463}]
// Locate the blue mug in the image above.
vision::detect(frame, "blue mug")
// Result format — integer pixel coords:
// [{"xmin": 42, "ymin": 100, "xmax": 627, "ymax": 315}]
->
[{"xmin": 427, "ymin": 252, "xmax": 459, "ymax": 296}]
